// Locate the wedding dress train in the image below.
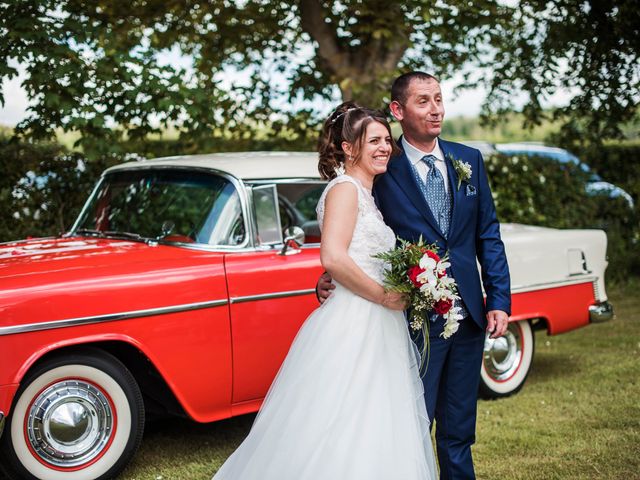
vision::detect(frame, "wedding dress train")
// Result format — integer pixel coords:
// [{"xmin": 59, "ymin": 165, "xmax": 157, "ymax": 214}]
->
[{"xmin": 212, "ymin": 175, "xmax": 437, "ymax": 480}]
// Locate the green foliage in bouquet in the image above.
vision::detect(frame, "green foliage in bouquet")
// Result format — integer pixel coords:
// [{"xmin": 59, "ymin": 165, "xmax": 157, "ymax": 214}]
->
[{"xmin": 374, "ymin": 237, "xmax": 435, "ymax": 293}]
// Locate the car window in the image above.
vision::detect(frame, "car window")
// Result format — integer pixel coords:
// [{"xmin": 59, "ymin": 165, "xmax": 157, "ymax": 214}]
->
[
  {"xmin": 75, "ymin": 170, "xmax": 246, "ymax": 246},
  {"xmin": 252, "ymin": 185, "xmax": 283, "ymax": 245},
  {"xmin": 276, "ymin": 183, "xmax": 325, "ymax": 244}
]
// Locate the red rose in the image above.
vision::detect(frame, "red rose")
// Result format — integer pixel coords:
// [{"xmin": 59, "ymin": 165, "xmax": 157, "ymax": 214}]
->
[
  {"xmin": 434, "ymin": 299, "xmax": 453, "ymax": 315},
  {"xmin": 423, "ymin": 249, "xmax": 440, "ymax": 262},
  {"xmin": 407, "ymin": 266, "xmax": 425, "ymax": 287}
]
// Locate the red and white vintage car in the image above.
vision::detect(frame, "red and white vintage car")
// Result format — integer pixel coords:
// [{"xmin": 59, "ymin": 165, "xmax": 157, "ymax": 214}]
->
[{"xmin": 0, "ymin": 152, "xmax": 613, "ymax": 480}]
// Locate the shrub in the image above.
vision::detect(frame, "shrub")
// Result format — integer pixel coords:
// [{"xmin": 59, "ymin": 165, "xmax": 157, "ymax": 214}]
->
[
  {"xmin": 0, "ymin": 136, "xmax": 121, "ymax": 242},
  {"xmin": 486, "ymin": 152, "xmax": 639, "ymax": 282},
  {"xmin": 581, "ymin": 142, "xmax": 640, "ymax": 208}
]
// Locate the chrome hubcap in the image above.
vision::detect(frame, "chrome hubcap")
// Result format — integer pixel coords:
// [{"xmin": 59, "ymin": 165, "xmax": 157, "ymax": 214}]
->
[
  {"xmin": 484, "ymin": 323, "xmax": 523, "ymax": 381},
  {"xmin": 26, "ymin": 380, "xmax": 114, "ymax": 467}
]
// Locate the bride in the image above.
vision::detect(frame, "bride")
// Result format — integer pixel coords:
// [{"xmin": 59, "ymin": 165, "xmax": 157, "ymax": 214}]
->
[{"xmin": 212, "ymin": 102, "xmax": 438, "ymax": 480}]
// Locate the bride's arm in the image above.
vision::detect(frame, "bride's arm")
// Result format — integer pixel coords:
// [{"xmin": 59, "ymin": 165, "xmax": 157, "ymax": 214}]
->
[{"xmin": 320, "ymin": 183, "xmax": 405, "ymax": 310}]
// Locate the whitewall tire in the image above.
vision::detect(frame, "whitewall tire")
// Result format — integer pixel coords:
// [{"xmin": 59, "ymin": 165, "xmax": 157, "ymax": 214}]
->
[
  {"xmin": 480, "ymin": 320, "xmax": 534, "ymax": 399},
  {"xmin": 0, "ymin": 348, "xmax": 144, "ymax": 480}
]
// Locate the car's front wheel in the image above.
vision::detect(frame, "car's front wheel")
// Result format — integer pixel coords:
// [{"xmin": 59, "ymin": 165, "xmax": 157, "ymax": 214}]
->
[
  {"xmin": 479, "ymin": 320, "xmax": 534, "ymax": 399},
  {"xmin": 0, "ymin": 348, "xmax": 144, "ymax": 480}
]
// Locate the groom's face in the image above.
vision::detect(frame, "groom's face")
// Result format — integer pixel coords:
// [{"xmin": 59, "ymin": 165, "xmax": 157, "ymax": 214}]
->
[{"xmin": 391, "ymin": 78, "xmax": 445, "ymax": 143}]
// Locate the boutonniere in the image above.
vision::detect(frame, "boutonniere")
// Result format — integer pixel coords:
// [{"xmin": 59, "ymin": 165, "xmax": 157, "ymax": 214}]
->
[{"xmin": 447, "ymin": 154, "xmax": 472, "ymax": 190}]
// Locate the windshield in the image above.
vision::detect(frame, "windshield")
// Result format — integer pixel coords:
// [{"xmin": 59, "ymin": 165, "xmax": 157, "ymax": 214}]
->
[{"xmin": 73, "ymin": 169, "xmax": 246, "ymax": 246}]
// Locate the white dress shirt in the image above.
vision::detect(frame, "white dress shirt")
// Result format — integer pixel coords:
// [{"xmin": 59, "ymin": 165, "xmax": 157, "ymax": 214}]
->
[{"xmin": 401, "ymin": 137, "xmax": 449, "ymax": 194}]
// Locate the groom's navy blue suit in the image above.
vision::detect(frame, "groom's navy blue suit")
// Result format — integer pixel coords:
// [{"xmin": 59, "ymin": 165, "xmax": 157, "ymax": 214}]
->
[{"xmin": 373, "ymin": 137, "xmax": 511, "ymax": 479}]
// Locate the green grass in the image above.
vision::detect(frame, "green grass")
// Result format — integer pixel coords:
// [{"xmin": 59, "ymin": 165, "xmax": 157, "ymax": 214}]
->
[
  {"xmin": 116, "ymin": 281, "xmax": 639, "ymax": 480},
  {"xmin": 473, "ymin": 280, "xmax": 640, "ymax": 480}
]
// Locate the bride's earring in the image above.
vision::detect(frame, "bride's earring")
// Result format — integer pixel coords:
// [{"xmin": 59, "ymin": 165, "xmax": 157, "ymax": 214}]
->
[{"xmin": 336, "ymin": 154, "xmax": 348, "ymax": 175}]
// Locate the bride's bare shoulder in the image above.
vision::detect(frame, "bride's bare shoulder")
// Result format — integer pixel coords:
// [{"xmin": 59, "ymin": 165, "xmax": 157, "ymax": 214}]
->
[{"xmin": 324, "ymin": 180, "xmax": 358, "ymax": 208}]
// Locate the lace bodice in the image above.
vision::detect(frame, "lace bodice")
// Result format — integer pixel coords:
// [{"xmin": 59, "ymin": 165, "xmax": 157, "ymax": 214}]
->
[{"xmin": 316, "ymin": 175, "xmax": 396, "ymax": 284}]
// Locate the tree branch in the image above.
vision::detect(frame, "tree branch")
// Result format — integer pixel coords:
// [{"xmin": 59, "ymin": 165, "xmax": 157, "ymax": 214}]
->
[{"xmin": 299, "ymin": 0, "xmax": 350, "ymax": 80}]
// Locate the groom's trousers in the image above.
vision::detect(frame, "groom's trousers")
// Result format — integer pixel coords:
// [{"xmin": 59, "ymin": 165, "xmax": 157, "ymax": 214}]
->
[{"xmin": 414, "ymin": 316, "xmax": 485, "ymax": 480}]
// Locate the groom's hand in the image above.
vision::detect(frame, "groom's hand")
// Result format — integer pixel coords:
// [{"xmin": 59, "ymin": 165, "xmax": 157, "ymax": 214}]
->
[
  {"xmin": 486, "ymin": 310, "xmax": 509, "ymax": 338},
  {"xmin": 316, "ymin": 271, "xmax": 335, "ymax": 304}
]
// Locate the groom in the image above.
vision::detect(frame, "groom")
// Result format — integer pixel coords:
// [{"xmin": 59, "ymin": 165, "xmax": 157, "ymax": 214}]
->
[{"xmin": 318, "ymin": 71, "xmax": 511, "ymax": 479}]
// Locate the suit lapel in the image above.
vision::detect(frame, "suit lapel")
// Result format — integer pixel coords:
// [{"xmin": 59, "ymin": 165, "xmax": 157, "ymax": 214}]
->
[
  {"xmin": 387, "ymin": 140, "xmax": 445, "ymax": 240},
  {"xmin": 440, "ymin": 139, "xmax": 460, "ymax": 239}
]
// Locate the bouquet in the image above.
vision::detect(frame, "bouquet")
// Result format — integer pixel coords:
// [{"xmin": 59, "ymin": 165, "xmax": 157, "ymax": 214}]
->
[{"xmin": 374, "ymin": 237, "xmax": 463, "ymax": 350}]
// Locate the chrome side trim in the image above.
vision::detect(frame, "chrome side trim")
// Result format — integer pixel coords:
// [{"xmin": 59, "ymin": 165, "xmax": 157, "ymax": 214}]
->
[
  {"xmin": 0, "ymin": 299, "xmax": 228, "ymax": 337},
  {"xmin": 231, "ymin": 288, "xmax": 316, "ymax": 304},
  {"xmin": 510, "ymin": 276, "xmax": 598, "ymax": 294}
]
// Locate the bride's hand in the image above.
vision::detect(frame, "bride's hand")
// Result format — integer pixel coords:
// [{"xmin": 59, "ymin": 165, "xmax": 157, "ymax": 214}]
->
[{"xmin": 381, "ymin": 290, "xmax": 409, "ymax": 311}]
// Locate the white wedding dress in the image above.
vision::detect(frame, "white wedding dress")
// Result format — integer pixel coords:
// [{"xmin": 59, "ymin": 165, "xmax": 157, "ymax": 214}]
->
[{"xmin": 212, "ymin": 175, "xmax": 437, "ymax": 480}]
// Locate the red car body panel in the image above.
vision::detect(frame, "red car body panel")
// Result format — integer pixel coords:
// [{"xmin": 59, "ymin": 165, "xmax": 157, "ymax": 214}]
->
[
  {"xmin": 0, "ymin": 238, "xmax": 598, "ymax": 422},
  {"xmin": 0, "ymin": 384, "xmax": 18, "ymax": 420},
  {"xmin": 1, "ymin": 237, "xmax": 233, "ymax": 422},
  {"xmin": 509, "ymin": 283, "xmax": 594, "ymax": 335},
  {"xmin": 0, "ymin": 238, "xmax": 227, "ymax": 327},
  {"xmin": 224, "ymin": 249, "xmax": 323, "ymax": 403}
]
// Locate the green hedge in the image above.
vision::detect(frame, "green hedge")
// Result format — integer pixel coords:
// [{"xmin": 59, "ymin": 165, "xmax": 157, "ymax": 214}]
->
[
  {"xmin": 485, "ymin": 151, "xmax": 639, "ymax": 282},
  {"xmin": 581, "ymin": 142, "xmax": 640, "ymax": 208},
  {"xmin": 0, "ymin": 136, "xmax": 121, "ymax": 242},
  {"xmin": 580, "ymin": 142, "xmax": 640, "ymax": 282}
]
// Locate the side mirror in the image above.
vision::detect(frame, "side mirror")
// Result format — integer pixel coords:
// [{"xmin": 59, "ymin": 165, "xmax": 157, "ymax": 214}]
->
[{"xmin": 279, "ymin": 226, "xmax": 305, "ymax": 256}]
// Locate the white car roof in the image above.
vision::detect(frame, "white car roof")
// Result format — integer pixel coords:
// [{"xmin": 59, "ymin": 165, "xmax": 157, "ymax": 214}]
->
[{"xmin": 106, "ymin": 151, "xmax": 322, "ymax": 181}]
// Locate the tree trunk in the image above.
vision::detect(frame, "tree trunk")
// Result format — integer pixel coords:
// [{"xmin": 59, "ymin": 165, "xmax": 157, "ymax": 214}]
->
[{"xmin": 299, "ymin": 0, "xmax": 411, "ymax": 106}]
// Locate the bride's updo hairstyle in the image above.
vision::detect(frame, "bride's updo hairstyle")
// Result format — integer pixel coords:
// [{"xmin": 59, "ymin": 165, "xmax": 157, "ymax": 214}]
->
[{"xmin": 318, "ymin": 101, "xmax": 398, "ymax": 180}]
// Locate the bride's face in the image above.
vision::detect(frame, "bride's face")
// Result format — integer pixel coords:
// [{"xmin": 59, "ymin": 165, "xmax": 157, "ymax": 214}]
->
[{"xmin": 348, "ymin": 121, "xmax": 393, "ymax": 177}]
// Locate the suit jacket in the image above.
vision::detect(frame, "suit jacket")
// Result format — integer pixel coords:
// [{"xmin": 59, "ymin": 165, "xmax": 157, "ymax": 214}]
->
[{"xmin": 373, "ymin": 137, "xmax": 511, "ymax": 329}]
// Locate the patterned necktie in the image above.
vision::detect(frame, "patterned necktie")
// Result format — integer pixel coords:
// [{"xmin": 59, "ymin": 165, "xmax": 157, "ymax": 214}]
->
[
  {"xmin": 421, "ymin": 154, "xmax": 451, "ymax": 238},
  {"xmin": 418, "ymin": 155, "xmax": 468, "ymax": 320}
]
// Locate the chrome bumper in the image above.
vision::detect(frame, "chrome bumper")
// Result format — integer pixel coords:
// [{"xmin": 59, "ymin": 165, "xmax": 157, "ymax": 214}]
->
[
  {"xmin": 0, "ymin": 411, "xmax": 4, "ymax": 440},
  {"xmin": 589, "ymin": 301, "xmax": 614, "ymax": 323}
]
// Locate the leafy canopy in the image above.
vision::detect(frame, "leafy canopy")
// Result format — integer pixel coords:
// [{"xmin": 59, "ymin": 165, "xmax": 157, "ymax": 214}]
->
[{"xmin": 1, "ymin": 0, "xmax": 637, "ymax": 155}]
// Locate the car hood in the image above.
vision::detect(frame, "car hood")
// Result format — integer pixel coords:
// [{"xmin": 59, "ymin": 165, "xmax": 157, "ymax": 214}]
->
[
  {"xmin": 0, "ymin": 236, "xmax": 227, "ymax": 329},
  {"xmin": 1, "ymin": 236, "xmax": 177, "ymax": 276}
]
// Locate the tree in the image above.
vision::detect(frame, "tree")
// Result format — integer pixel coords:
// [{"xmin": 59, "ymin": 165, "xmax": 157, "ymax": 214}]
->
[
  {"xmin": 0, "ymin": 0, "xmax": 514, "ymax": 155},
  {"xmin": 484, "ymin": 0, "xmax": 640, "ymax": 147},
  {"xmin": 0, "ymin": 0, "xmax": 638, "ymax": 156}
]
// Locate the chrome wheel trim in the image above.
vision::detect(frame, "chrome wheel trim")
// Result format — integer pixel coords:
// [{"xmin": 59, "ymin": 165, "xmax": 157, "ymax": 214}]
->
[
  {"xmin": 26, "ymin": 380, "xmax": 114, "ymax": 468},
  {"xmin": 483, "ymin": 323, "xmax": 523, "ymax": 381}
]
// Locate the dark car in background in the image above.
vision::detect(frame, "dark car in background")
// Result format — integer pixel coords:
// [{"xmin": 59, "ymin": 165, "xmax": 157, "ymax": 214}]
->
[{"xmin": 465, "ymin": 141, "xmax": 635, "ymax": 209}]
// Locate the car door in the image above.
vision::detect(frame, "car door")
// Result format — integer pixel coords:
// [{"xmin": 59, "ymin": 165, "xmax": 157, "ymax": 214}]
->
[{"xmin": 225, "ymin": 183, "xmax": 324, "ymax": 404}]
